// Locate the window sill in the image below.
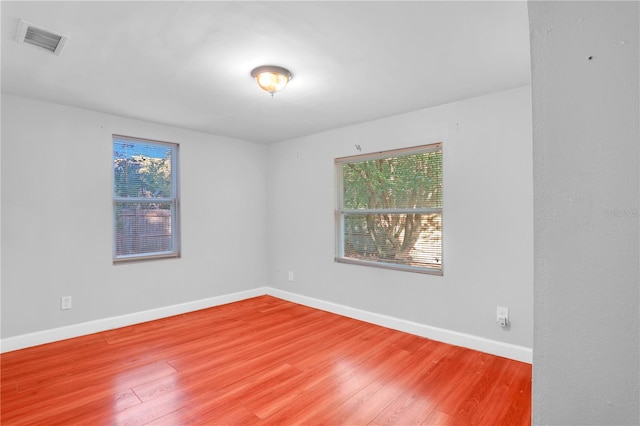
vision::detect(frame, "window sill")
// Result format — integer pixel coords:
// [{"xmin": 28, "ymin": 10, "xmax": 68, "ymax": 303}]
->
[
  {"xmin": 113, "ymin": 252, "xmax": 180, "ymax": 264},
  {"xmin": 335, "ymin": 257, "xmax": 443, "ymax": 275}
]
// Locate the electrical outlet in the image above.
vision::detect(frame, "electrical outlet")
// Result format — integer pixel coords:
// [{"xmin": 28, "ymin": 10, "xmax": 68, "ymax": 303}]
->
[
  {"xmin": 288, "ymin": 271, "xmax": 294, "ymax": 282},
  {"xmin": 496, "ymin": 306, "xmax": 508, "ymax": 327},
  {"xmin": 60, "ymin": 296, "xmax": 72, "ymax": 310}
]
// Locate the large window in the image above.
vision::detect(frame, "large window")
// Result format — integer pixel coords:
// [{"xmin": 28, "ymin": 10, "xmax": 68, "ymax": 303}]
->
[
  {"xmin": 336, "ymin": 143, "xmax": 442, "ymax": 274},
  {"xmin": 113, "ymin": 135, "xmax": 180, "ymax": 261}
]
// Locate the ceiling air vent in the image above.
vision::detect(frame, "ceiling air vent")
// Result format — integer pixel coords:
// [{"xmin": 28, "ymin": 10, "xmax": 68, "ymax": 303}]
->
[{"xmin": 15, "ymin": 20, "xmax": 68, "ymax": 56}]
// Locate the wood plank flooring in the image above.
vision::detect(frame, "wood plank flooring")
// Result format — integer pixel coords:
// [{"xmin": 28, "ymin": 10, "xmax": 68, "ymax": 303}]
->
[{"xmin": 1, "ymin": 296, "xmax": 531, "ymax": 425}]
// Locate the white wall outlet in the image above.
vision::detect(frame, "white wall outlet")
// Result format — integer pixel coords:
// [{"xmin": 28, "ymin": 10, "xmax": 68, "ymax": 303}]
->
[
  {"xmin": 496, "ymin": 306, "xmax": 508, "ymax": 327},
  {"xmin": 60, "ymin": 296, "xmax": 72, "ymax": 310},
  {"xmin": 288, "ymin": 271, "xmax": 294, "ymax": 282}
]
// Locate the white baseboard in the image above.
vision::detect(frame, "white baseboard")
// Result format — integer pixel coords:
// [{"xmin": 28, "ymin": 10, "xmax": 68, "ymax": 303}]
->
[
  {"xmin": 1, "ymin": 286, "xmax": 532, "ymax": 364},
  {"xmin": 265, "ymin": 288, "xmax": 533, "ymax": 364},
  {"xmin": 0, "ymin": 287, "xmax": 268, "ymax": 353}
]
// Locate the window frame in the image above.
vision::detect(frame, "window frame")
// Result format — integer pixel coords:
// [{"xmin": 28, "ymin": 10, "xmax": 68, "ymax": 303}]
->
[
  {"xmin": 112, "ymin": 135, "xmax": 180, "ymax": 262},
  {"xmin": 335, "ymin": 143, "xmax": 443, "ymax": 275}
]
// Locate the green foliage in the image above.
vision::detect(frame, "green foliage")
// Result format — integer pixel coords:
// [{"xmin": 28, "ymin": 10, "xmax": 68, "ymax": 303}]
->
[
  {"xmin": 341, "ymin": 150, "xmax": 442, "ymax": 266},
  {"xmin": 138, "ymin": 156, "xmax": 172, "ymax": 198},
  {"xmin": 113, "ymin": 155, "xmax": 172, "ymax": 201},
  {"xmin": 113, "ymin": 140, "xmax": 175, "ymax": 257},
  {"xmin": 113, "ymin": 153, "xmax": 172, "ymax": 251},
  {"xmin": 342, "ymin": 150, "xmax": 442, "ymax": 210}
]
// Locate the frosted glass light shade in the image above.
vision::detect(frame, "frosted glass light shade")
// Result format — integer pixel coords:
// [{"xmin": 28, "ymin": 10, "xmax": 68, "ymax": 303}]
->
[{"xmin": 251, "ymin": 65, "xmax": 292, "ymax": 95}]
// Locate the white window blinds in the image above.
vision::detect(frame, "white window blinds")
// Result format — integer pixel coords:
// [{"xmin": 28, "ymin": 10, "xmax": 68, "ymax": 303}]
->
[
  {"xmin": 336, "ymin": 143, "xmax": 442, "ymax": 274},
  {"xmin": 113, "ymin": 135, "xmax": 180, "ymax": 261}
]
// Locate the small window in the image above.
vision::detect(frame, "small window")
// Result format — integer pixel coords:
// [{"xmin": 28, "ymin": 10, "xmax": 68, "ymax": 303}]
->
[
  {"xmin": 335, "ymin": 143, "xmax": 442, "ymax": 274},
  {"xmin": 113, "ymin": 135, "xmax": 180, "ymax": 261}
]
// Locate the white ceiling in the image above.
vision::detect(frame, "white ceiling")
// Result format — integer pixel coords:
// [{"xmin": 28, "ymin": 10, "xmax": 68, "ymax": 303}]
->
[{"xmin": 1, "ymin": 1, "xmax": 531, "ymax": 144}]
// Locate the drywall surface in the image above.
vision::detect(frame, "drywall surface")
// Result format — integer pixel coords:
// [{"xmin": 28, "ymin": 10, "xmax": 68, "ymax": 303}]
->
[
  {"xmin": 266, "ymin": 86, "xmax": 534, "ymax": 350},
  {"xmin": 529, "ymin": 1, "xmax": 640, "ymax": 425},
  {"xmin": 1, "ymin": 95, "xmax": 268, "ymax": 338}
]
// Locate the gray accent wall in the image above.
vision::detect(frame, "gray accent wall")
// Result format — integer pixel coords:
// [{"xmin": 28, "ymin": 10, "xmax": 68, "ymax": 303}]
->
[
  {"xmin": 529, "ymin": 1, "xmax": 640, "ymax": 424},
  {"xmin": 1, "ymin": 95, "xmax": 268, "ymax": 338},
  {"xmin": 266, "ymin": 86, "xmax": 534, "ymax": 350}
]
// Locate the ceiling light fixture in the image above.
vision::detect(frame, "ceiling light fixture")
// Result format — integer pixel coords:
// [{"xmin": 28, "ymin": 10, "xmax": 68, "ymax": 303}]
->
[{"xmin": 250, "ymin": 65, "xmax": 293, "ymax": 96}]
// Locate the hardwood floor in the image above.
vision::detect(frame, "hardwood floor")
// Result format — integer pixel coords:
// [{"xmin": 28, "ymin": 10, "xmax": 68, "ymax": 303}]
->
[{"xmin": 1, "ymin": 296, "xmax": 531, "ymax": 425}]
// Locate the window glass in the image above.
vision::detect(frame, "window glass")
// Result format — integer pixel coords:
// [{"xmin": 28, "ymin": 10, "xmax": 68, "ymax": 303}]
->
[
  {"xmin": 336, "ymin": 144, "xmax": 442, "ymax": 274},
  {"xmin": 113, "ymin": 136, "xmax": 179, "ymax": 261}
]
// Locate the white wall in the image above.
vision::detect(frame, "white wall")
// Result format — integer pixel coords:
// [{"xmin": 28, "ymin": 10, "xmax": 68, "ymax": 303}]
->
[
  {"xmin": 1, "ymin": 95, "xmax": 268, "ymax": 339},
  {"xmin": 529, "ymin": 1, "xmax": 639, "ymax": 425},
  {"xmin": 267, "ymin": 86, "xmax": 533, "ymax": 350}
]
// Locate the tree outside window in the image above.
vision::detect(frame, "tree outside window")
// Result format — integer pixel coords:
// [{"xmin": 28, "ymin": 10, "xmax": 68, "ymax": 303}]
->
[
  {"xmin": 336, "ymin": 143, "xmax": 442, "ymax": 274},
  {"xmin": 113, "ymin": 136, "xmax": 179, "ymax": 261}
]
